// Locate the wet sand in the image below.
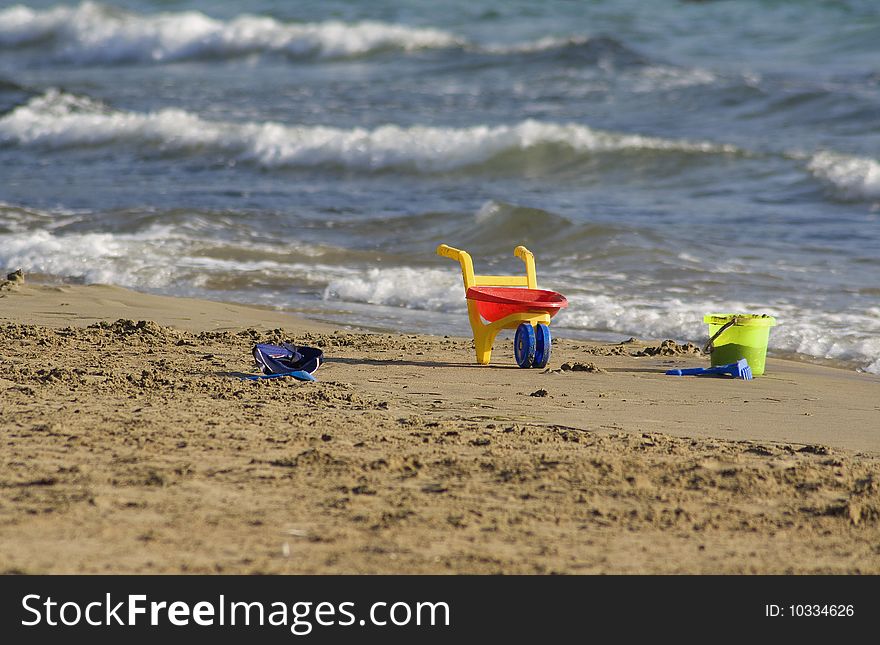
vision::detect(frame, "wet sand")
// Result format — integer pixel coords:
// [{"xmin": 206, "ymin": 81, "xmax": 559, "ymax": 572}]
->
[{"xmin": 1, "ymin": 283, "xmax": 879, "ymax": 573}]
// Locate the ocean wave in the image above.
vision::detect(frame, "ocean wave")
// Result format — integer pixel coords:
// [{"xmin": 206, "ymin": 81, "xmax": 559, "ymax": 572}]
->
[
  {"xmin": 0, "ymin": 2, "xmax": 664, "ymax": 67},
  {"xmin": 479, "ymin": 34, "xmax": 592, "ymax": 55},
  {"xmin": 0, "ymin": 2, "xmax": 463, "ymax": 63},
  {"xmin": 0, "ymin": 220, "xmax": 360, "ymax": 291},
  {"xmin": 0, "ymin": 225, "xmax": 184, "ymax": 287},
  {"xmin": 0, "ymin": 89, "xmax": 740, "ymax": 171},
  {"xmin": 476, "ymin": 34, "xmax": 647, "ymax": 67},
  {"xmin": 0, "ymin": 77, "xmax": 35, "ymax": 116},
  {"xmin": 0, "ymin": 78, "xmax": 30, "ymax": 94},
  {"xmin": 324, "ymin": 267, "xmax": 464, "ymax": 312},
  {"xmin": 807, "ymin": 151, "xmax": 880, "ymax": 202},
  {"xmin": 0, "ymin": 201, "xmax": 76, "ymax": 233},
  {"xmin": 461, "ymin": 200, "xmax": 575, "ymax": 248},
  {"xmin": 627, "ymin": 65, "xmax": 718, "ymax": 93}
]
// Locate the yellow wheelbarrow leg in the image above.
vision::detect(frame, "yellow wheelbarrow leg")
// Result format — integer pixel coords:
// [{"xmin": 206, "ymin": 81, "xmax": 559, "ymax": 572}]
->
[
  {"xmin": 468, "ymin": 301, "xmax": 494, "ymax": 364},
  {"xmin": 474, "ymin": 330, "xmax": 496, "ymax": 365}
]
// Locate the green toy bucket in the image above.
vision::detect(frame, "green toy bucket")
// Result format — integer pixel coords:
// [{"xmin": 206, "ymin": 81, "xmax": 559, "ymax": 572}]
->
[{"xmin": 703, "ymin": 314, "xmax": 776, "ymax": 376}]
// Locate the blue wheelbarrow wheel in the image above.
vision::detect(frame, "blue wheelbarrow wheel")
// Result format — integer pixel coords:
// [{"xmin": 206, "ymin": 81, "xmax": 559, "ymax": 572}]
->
[
  {"xmin": 514, "ymin": 323, "xmax": 536, "ymax": 368},
  {"xmin": 533, "ymin": 323, "xmax": 551, "ymax": 368}
]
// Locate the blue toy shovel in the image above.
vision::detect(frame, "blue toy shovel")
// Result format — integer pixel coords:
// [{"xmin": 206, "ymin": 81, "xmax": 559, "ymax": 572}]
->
[{"xmin": 666, "ymin": 358, "xmax": 753, "ymax": 380}]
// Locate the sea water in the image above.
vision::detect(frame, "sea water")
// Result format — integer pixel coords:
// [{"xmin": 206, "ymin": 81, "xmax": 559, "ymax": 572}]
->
[{"xmin": 1, "ymin": 0, "xmax": 878, "ymax": 373}]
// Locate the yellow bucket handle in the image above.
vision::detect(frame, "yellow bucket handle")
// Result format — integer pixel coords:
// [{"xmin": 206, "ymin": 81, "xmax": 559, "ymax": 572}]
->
[{"xmin": 703, "ymin": 318, "xmax": 739, "ymax": 354}]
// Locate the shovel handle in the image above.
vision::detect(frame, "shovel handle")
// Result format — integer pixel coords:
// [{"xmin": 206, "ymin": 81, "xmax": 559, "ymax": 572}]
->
[
  {"xmin": 666, "ymin": 365, "xmax": 732, "ymax": 376},
  {"xmin": 666, "ymin": 367, "xmax": 707, "ymax": 376}
]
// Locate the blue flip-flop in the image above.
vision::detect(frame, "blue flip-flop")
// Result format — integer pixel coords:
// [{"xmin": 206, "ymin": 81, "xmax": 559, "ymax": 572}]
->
[{"xmin": 247, "ymin": 343, "xmax": 324, "ymax": 381}]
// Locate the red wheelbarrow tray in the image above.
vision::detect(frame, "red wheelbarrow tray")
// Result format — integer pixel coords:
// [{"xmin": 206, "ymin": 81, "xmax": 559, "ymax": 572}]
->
[{"xmin": 466, "ymin": 286, "xmax": 568, "ymax": 323}]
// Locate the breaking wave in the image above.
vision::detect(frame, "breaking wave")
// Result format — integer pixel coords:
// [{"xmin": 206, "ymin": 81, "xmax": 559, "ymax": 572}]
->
[
  {"xmin": 0, "ymin": 89, "xmax": 740, "ymax": 171},
  {"xmin": 0, "ymin": 2, "xmax": 659, "ymax": 68},
  {"xmin": 807, "ymin": 151, "xmax": 880, "ymax": 202},
  {"xmin": 0, "ymin": 2, "xmax": 463, "ymax": 62}
]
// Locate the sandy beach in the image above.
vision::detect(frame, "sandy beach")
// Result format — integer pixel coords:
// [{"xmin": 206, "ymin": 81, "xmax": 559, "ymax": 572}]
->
[{"xmin": 1, "ymin": 281, "xmax": 879, "ymax": 574}]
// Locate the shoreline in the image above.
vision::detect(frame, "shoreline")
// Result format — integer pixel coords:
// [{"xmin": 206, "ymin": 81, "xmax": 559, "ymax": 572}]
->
[
  {"xmin": 6, "ymin": 277, "xmax": 874, "ymax": 376},
  {"xmin": 1, "ymin": 282, "xmax": 879, "ymax": 573}
]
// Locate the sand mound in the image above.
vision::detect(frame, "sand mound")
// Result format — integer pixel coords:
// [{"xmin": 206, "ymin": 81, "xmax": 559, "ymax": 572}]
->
[{"xmin": 632, "ymin": 339, "xmax": 703, "ymax": 357}]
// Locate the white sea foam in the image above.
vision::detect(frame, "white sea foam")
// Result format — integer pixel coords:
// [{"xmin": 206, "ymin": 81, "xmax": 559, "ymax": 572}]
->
[
  {"xmin": 807, "ymin": 151, "xmax": 880, "ymax": 201},
  {"xmin": 324, "ymin": 267, "xmax": 464, "ymax": 312},
  {"xmin": 479, "ymin": 35, "xmax": 591, "ymax": 55},
  {"xmin": 0, "ymin": 226, "xmax": 183, "ymax": 287},
  {"xmin": 0, "ymin": 3, "xmax": 651, "ymax": 64},
  {"xmin": 0, "ymin": 2, "xmax": 462, "ymax": 62},
  {"xmin": 0, "ymin": 222, "xmax": 359, "ymax": 289},
  {"xmin": 0, "ymin": 89, "xmax": 740, "ymax": 170},
  {"xmin": 628, "ymin": 65, "xmax": 717, "ymax": 92},
  {"xmin": 556, "ymin": 294, "xmax": 710, "ymax": 341}
]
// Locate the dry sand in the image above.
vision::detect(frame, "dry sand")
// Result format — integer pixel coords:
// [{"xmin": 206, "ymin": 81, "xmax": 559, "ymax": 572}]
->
[{"xmin": 1, "ymin": 282, "xmax": 879, "ymax": 573}]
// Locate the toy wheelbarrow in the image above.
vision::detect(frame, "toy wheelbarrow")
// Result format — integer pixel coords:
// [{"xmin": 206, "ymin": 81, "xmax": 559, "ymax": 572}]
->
[{"xmin": 437, "ymin": 244, "xmax": 568, "ymax": 367}]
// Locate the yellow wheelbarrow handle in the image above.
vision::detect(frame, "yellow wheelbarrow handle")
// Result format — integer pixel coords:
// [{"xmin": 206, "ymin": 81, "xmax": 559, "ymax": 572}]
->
[{"xmin": 436, "ymin": 244, "xmax": 467, "ymax": 260}]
